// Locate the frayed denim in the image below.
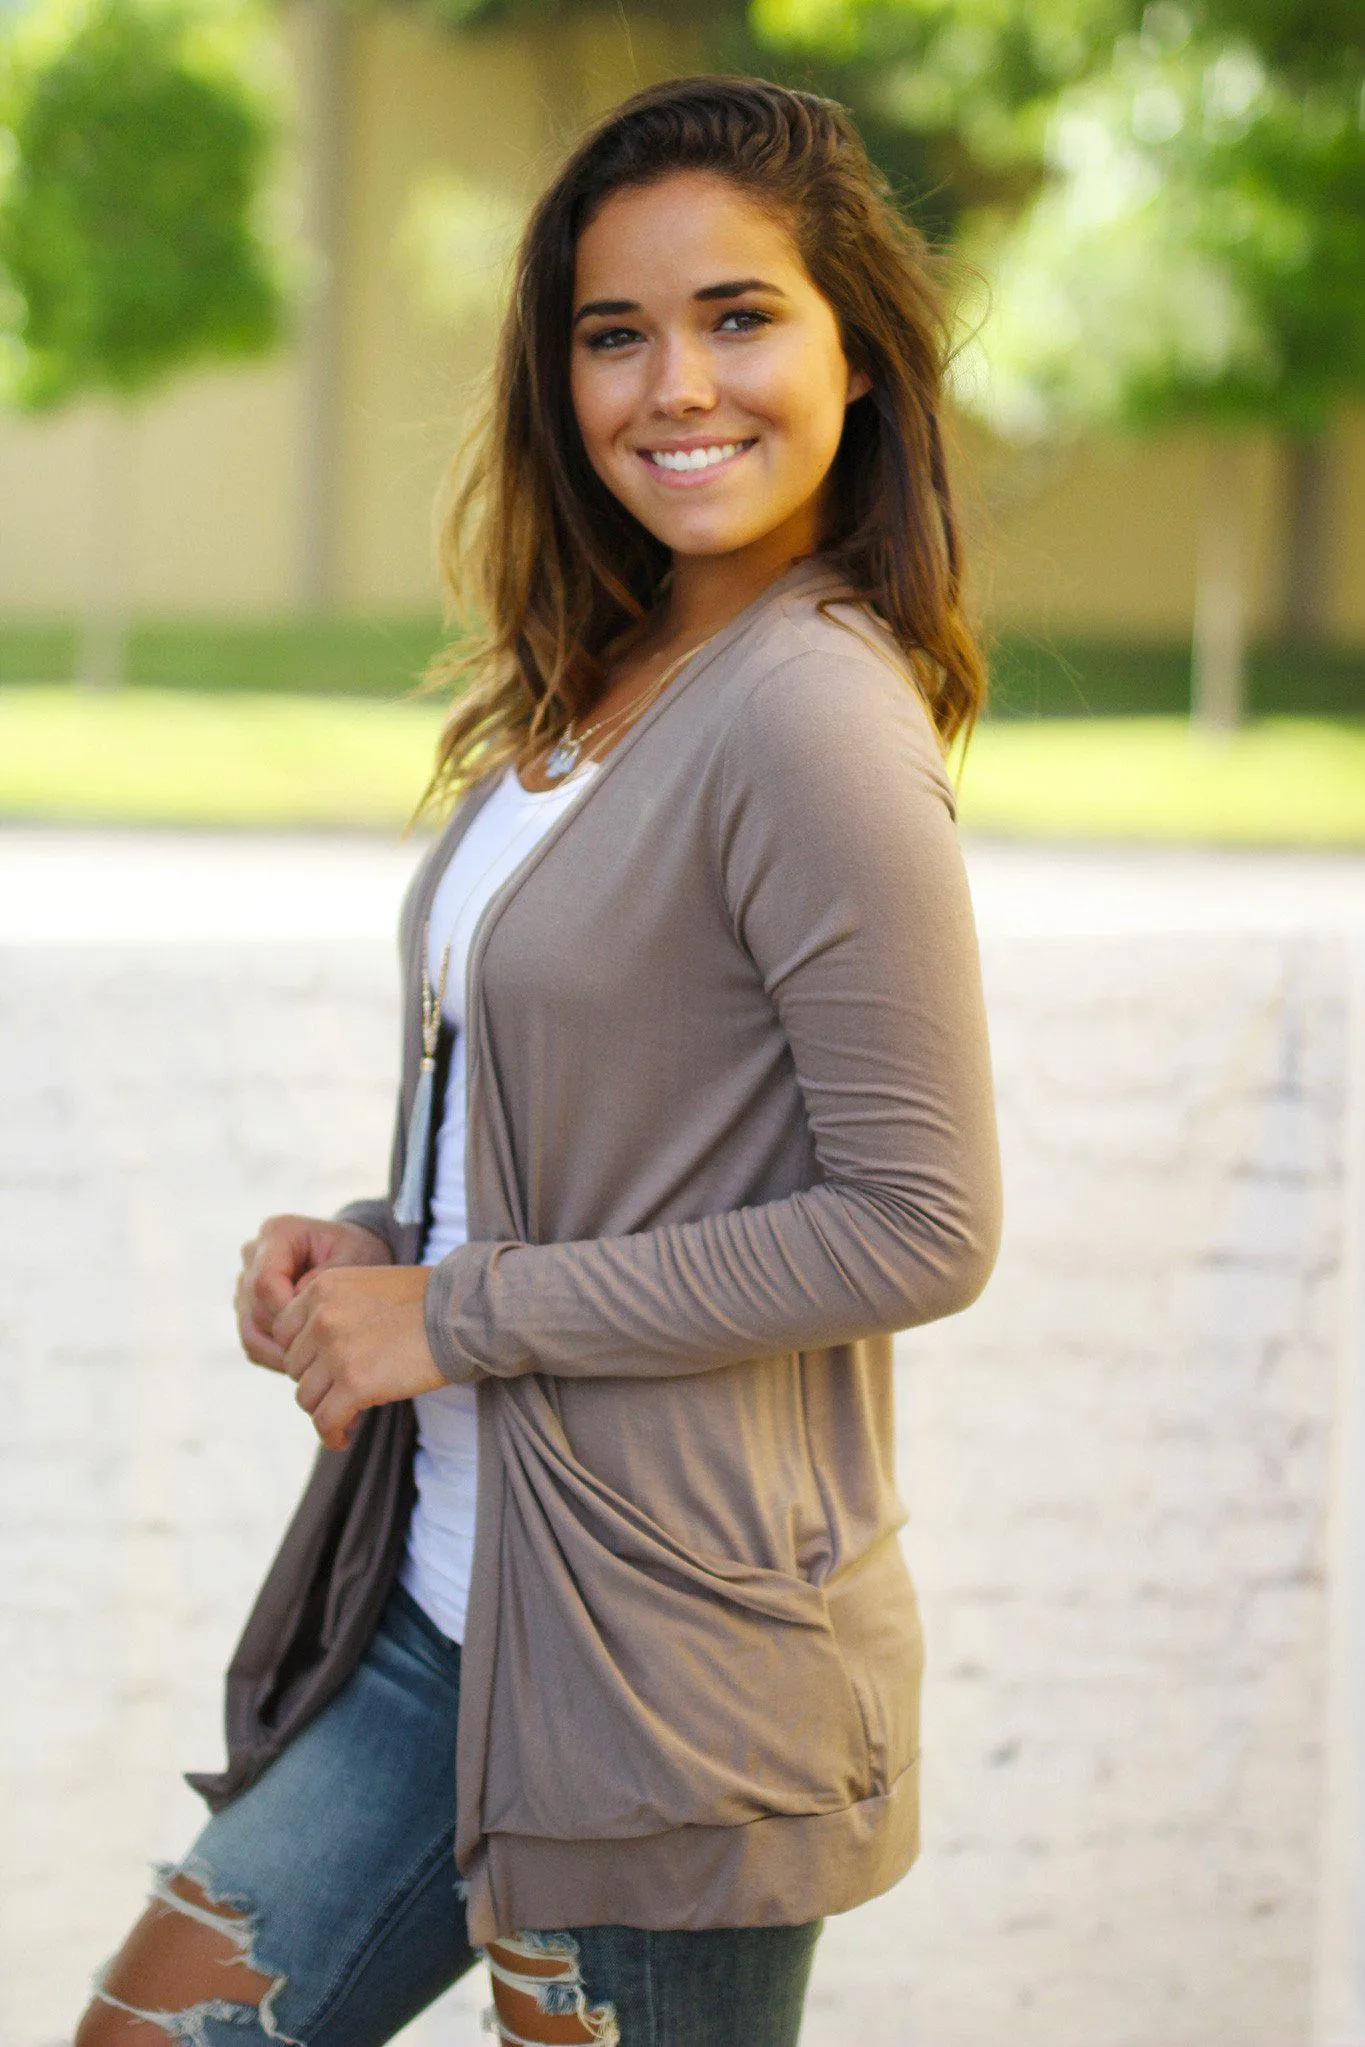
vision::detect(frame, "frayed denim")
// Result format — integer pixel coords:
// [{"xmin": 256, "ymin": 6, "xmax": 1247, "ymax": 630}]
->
[{"xmin": 89, "ymin": 1582, "xmax": 821, "ymax": 2047}]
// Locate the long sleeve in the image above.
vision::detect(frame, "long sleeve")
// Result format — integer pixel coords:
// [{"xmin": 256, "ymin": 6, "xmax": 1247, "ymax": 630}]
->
[{"xmin": 423, "ymin": 646, "xmax": 1003, "ymax": 1384}]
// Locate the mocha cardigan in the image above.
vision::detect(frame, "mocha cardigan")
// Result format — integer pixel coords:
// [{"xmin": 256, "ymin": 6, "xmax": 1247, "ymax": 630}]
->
[{"xmin": 187, "ymin": 553, "xmax": 1003, "ymax": 1948}]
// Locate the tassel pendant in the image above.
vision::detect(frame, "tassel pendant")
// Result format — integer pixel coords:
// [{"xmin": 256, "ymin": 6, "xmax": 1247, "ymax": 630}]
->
[
  {"xmin": 392, "ymin": 1060, "xmax": 435, "ymax": 1225},
  {"xmin": 393, "ymin": 930, "xmax": 451, "ymax": 1227},
  {"xmin": 542, "ymin": 731, "xmax": 582, "ymax": 781}
]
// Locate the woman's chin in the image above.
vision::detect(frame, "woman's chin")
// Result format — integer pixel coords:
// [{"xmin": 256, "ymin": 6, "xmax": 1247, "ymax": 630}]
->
[{"xmin": 631, "ymin": 504, "xmax": 789, "ymax": 561}]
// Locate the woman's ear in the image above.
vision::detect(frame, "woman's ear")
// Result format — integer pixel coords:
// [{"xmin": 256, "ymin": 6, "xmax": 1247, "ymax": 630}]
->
[{"xmin": 846, "ymin": 364, "xmax": 872, "ymax": 405}]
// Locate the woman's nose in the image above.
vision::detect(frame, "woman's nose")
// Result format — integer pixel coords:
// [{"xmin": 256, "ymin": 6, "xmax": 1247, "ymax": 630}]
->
[{"xmin": 645, "ymin": 329, "xmax": 718, "ymax": 416}]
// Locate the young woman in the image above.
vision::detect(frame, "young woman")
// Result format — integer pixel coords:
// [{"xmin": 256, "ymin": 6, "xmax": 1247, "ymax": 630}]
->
[{"xmin": 77, "ymin": 73, "xmax": 1001, "ymax": 2047}]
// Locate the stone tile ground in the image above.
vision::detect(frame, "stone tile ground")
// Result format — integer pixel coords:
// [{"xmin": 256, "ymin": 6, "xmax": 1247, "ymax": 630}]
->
[{"xmin": 1, "ymin": 831, "xmax": 1361, "ymax": 2047}]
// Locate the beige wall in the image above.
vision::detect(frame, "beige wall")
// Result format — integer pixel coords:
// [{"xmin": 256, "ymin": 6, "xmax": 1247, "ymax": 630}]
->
[
  {"xmin": 332, "ymin": 7, "xmax": 706, "ymax": 609},
  {"xmin": 951, "ymin": 422, "xmax": 1273, "ymax": 640},
  {"xmin": 0, "ymin": 7, "xmax": 1361, "ymax": 645},
  {"xmin": 0, "ymin": 360, "xmax": 303, "ymax": 615},
  {"xmin": 954, "ymin": 413, "xmax": 1365, "ymax": 645}
]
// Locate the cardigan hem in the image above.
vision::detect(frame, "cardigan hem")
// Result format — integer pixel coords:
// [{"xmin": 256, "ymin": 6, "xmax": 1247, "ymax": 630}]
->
[{"xmin": 461, "ymin": 1754, "xmax": 921, "ymax": 1945}]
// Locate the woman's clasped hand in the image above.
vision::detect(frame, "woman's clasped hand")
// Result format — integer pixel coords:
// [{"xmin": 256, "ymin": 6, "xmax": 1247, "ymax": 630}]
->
[{"xmin": 235, "ymin": 1213, "xmax": 446, "ymax": 1450}]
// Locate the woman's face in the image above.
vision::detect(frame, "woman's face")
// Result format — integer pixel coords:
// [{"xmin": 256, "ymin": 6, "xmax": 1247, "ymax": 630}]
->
[{"xmin": 569, "ymin": 170, "xmax": 870, "ymax": 564}]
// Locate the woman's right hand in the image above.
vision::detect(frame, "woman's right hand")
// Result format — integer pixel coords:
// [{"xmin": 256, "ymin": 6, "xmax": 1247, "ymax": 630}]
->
[{"xmin": 235, "ymin": 1214, "xmax": 394, "ymax": 1374}]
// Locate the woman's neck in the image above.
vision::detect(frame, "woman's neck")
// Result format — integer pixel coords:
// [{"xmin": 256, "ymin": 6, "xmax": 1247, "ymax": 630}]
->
[{"xmin": 655, "ymin": 524, "xmax": 825, "ymax": 650}]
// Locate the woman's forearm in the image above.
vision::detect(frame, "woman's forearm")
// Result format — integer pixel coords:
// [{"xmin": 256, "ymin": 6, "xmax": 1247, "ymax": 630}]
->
[{"xmin": 424, "ymin": 1166, "xmax": 999, "ymax": 1383}]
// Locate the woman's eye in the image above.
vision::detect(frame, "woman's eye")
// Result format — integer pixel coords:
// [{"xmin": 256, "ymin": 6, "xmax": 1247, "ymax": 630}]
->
[
  {"xmin": 582, "ymin": 308, "xmax": 772, "ymax": 353},
  {"xmin": 583, "ymin": 326, "xmax": 641, "ymax": 352}
]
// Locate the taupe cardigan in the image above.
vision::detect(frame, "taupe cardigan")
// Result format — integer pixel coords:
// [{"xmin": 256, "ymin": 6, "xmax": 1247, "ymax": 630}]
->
[{"xmin": 188, "ymin": 553, "xmax": 1002, "ymax": 1948}]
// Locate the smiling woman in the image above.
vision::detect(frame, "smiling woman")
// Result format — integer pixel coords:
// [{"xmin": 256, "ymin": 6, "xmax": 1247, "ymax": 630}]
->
[
  {"xmin": 415, "ymin": 73, "xmax": 986, "ymax": 813},
  {"xmin": 74, "ymin": 74, "xmax": 1001, "ymax": 2047}
]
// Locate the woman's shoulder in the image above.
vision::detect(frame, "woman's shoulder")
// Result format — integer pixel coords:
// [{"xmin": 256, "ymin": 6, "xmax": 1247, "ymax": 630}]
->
[
  {"xmin": 721, "ymin": 581, "xmax": 957, "ymax": 813},
  {"xmin": 727, "ymin": 573, "xmax": 933, "ymax": 717}
]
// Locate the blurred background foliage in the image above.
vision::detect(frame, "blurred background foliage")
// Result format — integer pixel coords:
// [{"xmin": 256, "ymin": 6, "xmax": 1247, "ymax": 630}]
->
[
  {"xmin": 0, "ymin": 0, "xmax": 289, "ymax": 409},
  {"xmin": 0, "ymin": 0, "xmax": 291, "ymax": 684},
  {"xmin": 0, "ymin": 0, "xmax": 1360, "ymax": 833}
]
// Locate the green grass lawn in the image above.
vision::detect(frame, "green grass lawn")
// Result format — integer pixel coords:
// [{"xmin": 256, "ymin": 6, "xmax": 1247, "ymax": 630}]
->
[
  {"xmin": 2, "ymin": 683, "xmax": 1362, "ymax": 845},
  {"xmin": 4, "ymin": 616, "xmax": 1363, "ymax": 716},
  {"xmin": 0, "ymin": 686, "xmax": 446, "ymax": 829},
  {"xmin": 0, "ymin": 616, "xmax": 452, "ymax": 696},
  {"xmin": 983, "ymin": 632, "xmax": 1365, "ymax": 722},
  {"xmin": 955, "ymin": 715, "xmax": 1365, "ymax": 847}
]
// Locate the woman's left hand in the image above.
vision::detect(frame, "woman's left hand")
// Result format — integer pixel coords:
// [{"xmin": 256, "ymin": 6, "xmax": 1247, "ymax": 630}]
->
[{"xmin": 273, "ymin": 1266, "xmax": 449, "ymax": 1451}]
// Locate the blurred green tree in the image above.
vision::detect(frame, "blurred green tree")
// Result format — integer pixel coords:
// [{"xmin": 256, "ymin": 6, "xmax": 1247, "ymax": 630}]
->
[
  {"xmin": 751, "ymin": 0, "xmax": 1364, "ymax": 172},
  {"xmin": 0, "ymin": 0, "xmax": 289, "ymax": 686},
  {"xmin": 948, "ymin": 25, "xmax": 1365, "ymax": 726},
  {"xmin": 754, "ymin": 0, "xmax": 1365, "ymax": 726}
]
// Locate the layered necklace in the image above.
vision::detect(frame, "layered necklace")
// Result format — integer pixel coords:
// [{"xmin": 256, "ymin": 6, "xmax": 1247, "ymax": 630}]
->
[{"xmin": 540, "ymin": 631, "xmax": 716, "ymax": 782}]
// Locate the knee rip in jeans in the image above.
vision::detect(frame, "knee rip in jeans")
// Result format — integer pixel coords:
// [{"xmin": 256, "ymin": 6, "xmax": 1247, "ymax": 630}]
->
[
  {"xmin": 484, "ymin": 1932, "xmax": 619, "ymax": 2047},
  {"xmin": 83, "ymin": 1858, "xmax": 301, "ymax": 2047}
]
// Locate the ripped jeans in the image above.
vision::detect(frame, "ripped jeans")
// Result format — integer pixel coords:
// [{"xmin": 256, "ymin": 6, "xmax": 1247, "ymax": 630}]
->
[{"xmin": 90, "ymin": 1580, "xmax": 822, "ymax": 2047}]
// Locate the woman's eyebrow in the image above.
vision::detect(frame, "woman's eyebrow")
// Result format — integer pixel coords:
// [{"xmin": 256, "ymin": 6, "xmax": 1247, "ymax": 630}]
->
[
  {"xmin": 572, "ymin": 278, "xmax": 789, "ymax": 327},
  {"xmin": 695, "ymin": 277, "xmax": 788, "ymax": 303}
]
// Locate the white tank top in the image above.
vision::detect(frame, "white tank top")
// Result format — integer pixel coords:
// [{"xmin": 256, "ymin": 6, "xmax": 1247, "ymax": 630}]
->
[{"xmin": 399, "ymin": 756, "xmax": 600, "ymax": 1642}]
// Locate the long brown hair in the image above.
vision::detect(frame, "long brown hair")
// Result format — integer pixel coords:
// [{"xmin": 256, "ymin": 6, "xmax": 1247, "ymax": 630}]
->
[{"xmin": 415, "ymin": 73, "xmax": 987, "ymax": 818}]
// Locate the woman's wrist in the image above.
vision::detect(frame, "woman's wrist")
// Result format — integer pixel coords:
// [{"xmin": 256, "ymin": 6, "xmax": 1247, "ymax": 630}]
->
[
  {"xmin": 331, "ymin": 1198, "xmax": 403, "ymax": 1263},
  {"xmin": 334, "ymin": 1220, "xmax": 397, "ymax": 1267}
]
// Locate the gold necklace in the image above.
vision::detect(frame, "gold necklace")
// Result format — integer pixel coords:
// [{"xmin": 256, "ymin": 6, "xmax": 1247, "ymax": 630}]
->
[{"xmin": 541, "ymin": 632, "xmax": 715, "ymax": 782}]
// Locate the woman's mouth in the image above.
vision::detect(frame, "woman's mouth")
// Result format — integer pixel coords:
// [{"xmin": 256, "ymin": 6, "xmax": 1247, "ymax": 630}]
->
[{"xmin": 636, "ymin": 438, "xmax": 758, "ymax": 486}]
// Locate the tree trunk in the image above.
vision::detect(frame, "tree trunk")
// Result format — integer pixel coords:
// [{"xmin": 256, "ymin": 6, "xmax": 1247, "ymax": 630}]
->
[
  {"xmin": 1191, "ymin": 433, "xmax": 1250, "ymax": 735},
  {"xmin": 78, "ymin": 399, "xmax": 134, "ymax": 692},
  {"xmin": 1281, "ymin": 428, "xmax": 1331, "ymax": 647}
]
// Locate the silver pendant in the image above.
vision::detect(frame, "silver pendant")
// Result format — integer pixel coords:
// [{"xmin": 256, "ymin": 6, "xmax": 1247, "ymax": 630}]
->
[{"xmin": 543, "ymin": 734, "xmax": 581, "ymax": 781}]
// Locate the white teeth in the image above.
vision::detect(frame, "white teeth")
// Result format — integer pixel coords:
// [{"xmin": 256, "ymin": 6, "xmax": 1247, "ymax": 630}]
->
[{"xmin": 646, "ymin": 441, "xmax": 750, "ymax": 471}]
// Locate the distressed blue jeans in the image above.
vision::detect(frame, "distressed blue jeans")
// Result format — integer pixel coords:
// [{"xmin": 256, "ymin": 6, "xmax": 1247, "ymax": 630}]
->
[{"xmin": 91, "ymin": 1580, "xmax": 822, "ymax": 2047}]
